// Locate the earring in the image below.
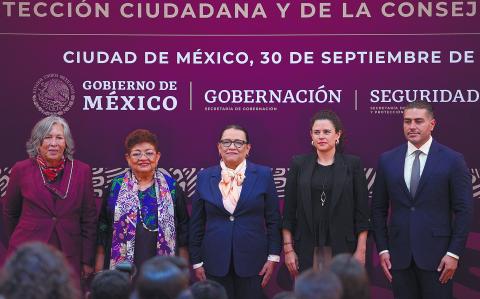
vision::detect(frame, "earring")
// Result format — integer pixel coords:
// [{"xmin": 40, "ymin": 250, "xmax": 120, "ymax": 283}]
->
[
  {"xmin": 335, "ymin": 139, "xmax": 339, "ymax": 145},
  {"xmin": 311, "ymin": 141, "xmax": 315, "ymax": 147}
]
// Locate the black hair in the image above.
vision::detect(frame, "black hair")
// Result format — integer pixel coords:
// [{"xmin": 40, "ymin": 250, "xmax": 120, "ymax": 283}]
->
[
  {"xmin": 0, "ymin": 242, "xmax": 79, "ymax": 299},
  {"xmin": 310, "ymin": 110, "xmax": 345, "ymax": 152},
  {"xmin": 404, "ymin": 101, "xmax": 435, "ymax": 118},
  {"xmin": 90, "ymin": 270, "xmax": 130, "ymax": 299},
  {"xmin": 219, "ymin": 124, "xmax": 250, "ymax": 144},
  {"xmin": 188, "ymin": 280, "xmax": 228, "ymax": 299},
  {"xmin": 135, "ymin": 256, "xmax": 189, "ymax": 299},
  {"xmin": 295, "ymin": 269, "xmax": 343, "ymax": 299},
  {"xmin": 330, "ymin": 254, "xmax": 370, "ymax": 299}
]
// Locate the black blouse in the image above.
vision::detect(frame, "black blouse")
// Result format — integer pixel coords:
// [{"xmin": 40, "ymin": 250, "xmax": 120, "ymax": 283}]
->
[{"xmin": 311, "ymin": 162, "xmax": 334, "ymax": 247}]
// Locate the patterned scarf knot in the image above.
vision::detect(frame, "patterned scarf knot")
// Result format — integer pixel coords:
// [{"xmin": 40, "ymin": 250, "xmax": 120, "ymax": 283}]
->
[{"xmin": 219, "ymin": 160, "xmax": 246, "ymax": 214}]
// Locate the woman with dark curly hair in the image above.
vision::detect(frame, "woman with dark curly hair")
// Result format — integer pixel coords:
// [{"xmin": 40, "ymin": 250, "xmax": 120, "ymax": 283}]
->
[
  {"xmin": 0, "ymin": 242, "xmax": 79, "ymax": 299},
  {"xmin": 95, "ymin": 129, "xmax": 189, "ymax": 272}
]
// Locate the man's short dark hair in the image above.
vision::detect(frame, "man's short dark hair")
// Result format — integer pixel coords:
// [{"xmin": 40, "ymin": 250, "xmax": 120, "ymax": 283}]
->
[
  {"xmin": 114, "ymin": 261, "xmax": 137, "ymax": 280},
  {"xmin": 330, "ymin": 254, "xmax": 370, "ymax": 299},
  {"xmin": 90, "ymin": 270, "xmax": 130, "ymax": 299},
  {"xmin": 404, "ymin": 101, "xmax": 435, "ymax": 118},
  {"xmin": 295, "ymin": 269, "xmax": 343, "ymax": 299},
  {"xmin": 189, "ymin": 280, "xmax": 228, "ymax": 299},
  {"xmin": 135, "ymin": 256, "xmax": 189, "ymax": 299},
  {"xmin": 152, "ymin": 256, "xmax": 189, "ymax": 274}
]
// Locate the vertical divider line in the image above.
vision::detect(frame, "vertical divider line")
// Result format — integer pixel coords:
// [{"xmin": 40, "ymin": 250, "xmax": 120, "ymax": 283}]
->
[
  {"xmin": 355, "ymin": 90, "xmax": 358, "ymax": 111},
  {"xmin": 189, "ymin": 81, "xmax": 193, "ymax": 111}
]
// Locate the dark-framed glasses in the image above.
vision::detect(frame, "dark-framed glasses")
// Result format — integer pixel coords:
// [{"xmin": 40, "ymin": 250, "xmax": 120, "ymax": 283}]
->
[
  {"xmin": 130, "ymin": 151, "xmax": 156, "ymax": 160},
  {"xmin": 219, "ymin": 139, "xmax": 248, "ymax": 149}
]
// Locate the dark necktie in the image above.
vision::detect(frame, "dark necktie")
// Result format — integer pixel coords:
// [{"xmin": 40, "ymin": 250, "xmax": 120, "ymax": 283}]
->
[{"xmin": 410, "ymin": 150, "xmax": 422, "ymax": 197}]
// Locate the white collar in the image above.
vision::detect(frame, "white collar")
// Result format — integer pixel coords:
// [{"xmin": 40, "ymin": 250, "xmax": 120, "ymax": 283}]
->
[
  {"xmin": 407, "ymin": 136, "xmax": 433, "ymax": 156},
  {"xmin": 220, "ymin": 159, "xmax": 247, "ymax": 174}
]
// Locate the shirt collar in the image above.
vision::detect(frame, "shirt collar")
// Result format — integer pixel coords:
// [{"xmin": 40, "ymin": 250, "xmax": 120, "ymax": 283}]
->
[
  {"xmin": 220, "ymin": 159, "xmax": 247, "ymax": 174},
  {"xmin": 407, "ymin": 136, "xmax": 433, "ymax": 157}
]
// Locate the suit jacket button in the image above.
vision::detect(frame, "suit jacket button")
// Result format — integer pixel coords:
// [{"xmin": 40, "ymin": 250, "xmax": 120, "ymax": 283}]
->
[
  {"xmin": 410, "ymin": 207, "xmax": 415, "ymax": 211},
  {"xmin": 229, "ymin": 216, "xmax": 235, "ymax": 222}
]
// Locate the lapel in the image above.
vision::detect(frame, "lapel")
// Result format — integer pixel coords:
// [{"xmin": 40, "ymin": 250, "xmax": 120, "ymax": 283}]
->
[
  {"xmin": 32, "ymin": 159, "xmax": 56, "ymax": 214},
  {"xmin": 396, "ymin": 143, "xmax": 412, "ymax": 201},
  {"xmin": 328, "ymin": 153, "xmax": 347, "ymax": 216},
  {"xmin": 414, "ymin": 140, "xmax": 441, "ymax": 201},
  {"xmin": 53, "ymin": 159, "xmax": 74, "ymax": 212},
  {"xmin": 299, "ymin": 153, "xmax": 316, "ymax": 234},
  {"xmin": 208, "ymin": 165, "xmax": 230, "ymax": 214},
  {"xmin": 395, "ymin": 144, "xmax": 412, "ymax": 201},
  {"xmin": 234, "ymin": 161, "xmax": 258, "ymax": 214},
  {"xmin": 58, "ymin": 159, "xmax": 72, "ymax": 194}
]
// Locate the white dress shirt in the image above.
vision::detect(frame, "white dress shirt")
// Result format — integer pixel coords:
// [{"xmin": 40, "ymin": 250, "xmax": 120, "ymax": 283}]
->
[
  {"xmin": 404, "ymin": 136, "xmax": 432, "ymax": 191},
  {"xmin": 379, "ymin": 137, "xmax": 459, "ymax": 260}
]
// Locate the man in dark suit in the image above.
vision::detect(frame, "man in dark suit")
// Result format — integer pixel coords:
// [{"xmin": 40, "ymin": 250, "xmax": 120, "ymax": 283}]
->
[{"xmin": 372, "ymin": 101, "xmax": 473, "ymax": 299}]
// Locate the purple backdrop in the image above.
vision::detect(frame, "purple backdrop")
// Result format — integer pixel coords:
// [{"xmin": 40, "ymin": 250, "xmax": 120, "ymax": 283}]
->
[{"xmin": 1, "ymin": 1, "xmax": 479, "ymax": 298}]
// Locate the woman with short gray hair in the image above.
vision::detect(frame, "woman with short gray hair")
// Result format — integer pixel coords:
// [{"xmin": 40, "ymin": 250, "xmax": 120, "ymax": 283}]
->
[
  {"xmin": 26, "ymin": 115, "xmax": 76, "ymax": 160},
  {"xmin": 2, "ymin": 115, "xmax": 97, "ymax": 287}
]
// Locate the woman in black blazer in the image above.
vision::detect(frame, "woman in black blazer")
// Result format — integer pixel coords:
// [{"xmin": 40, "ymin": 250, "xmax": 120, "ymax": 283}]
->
[{"xmin": 282, "ymin": 110, "xmax": 370, "ymax": 276}]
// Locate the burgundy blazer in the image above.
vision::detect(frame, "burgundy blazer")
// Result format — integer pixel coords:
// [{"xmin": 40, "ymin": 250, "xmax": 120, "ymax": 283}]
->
[
  {"xmin": 0, "ymin": 201, "xmax": 6, "ymax": 266},
  {"xmin": 2, "ymin": 158, "xmax": 97, "ymax": 274}
]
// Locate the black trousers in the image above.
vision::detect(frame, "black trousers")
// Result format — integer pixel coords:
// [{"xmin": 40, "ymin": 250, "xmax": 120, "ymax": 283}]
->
[
  {"xmin": 206, "ymin": 258, "xmax": 265, "ymax": 299},
  {"xmin": 391, "ymin": 258, "xmax": 453, "ymax": 299}
]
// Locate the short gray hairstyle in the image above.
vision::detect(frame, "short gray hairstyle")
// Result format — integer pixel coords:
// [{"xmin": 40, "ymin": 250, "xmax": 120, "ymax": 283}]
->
[{"xmin": 26, "ymin": 116, "xmax": 75, "ymax": 160}]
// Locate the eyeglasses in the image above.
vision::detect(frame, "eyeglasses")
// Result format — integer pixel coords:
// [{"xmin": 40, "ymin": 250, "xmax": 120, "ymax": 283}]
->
[
  {"xmin": 219, "ymin": 139, "xmax": 248, "ymax": 149},
  {"xmin": 130, "ymin": 151, "xmax": 157, "ymax": 160}
]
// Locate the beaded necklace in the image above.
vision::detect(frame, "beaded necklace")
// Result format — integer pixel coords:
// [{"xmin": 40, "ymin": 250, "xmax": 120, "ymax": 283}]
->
[
  {"xmin": 138, "ymin": 184, "xmax": 159, "ymax": 232},
  {"xmin": 38, "ymin": 159, "xmax": 74, "ymax": 200}
]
